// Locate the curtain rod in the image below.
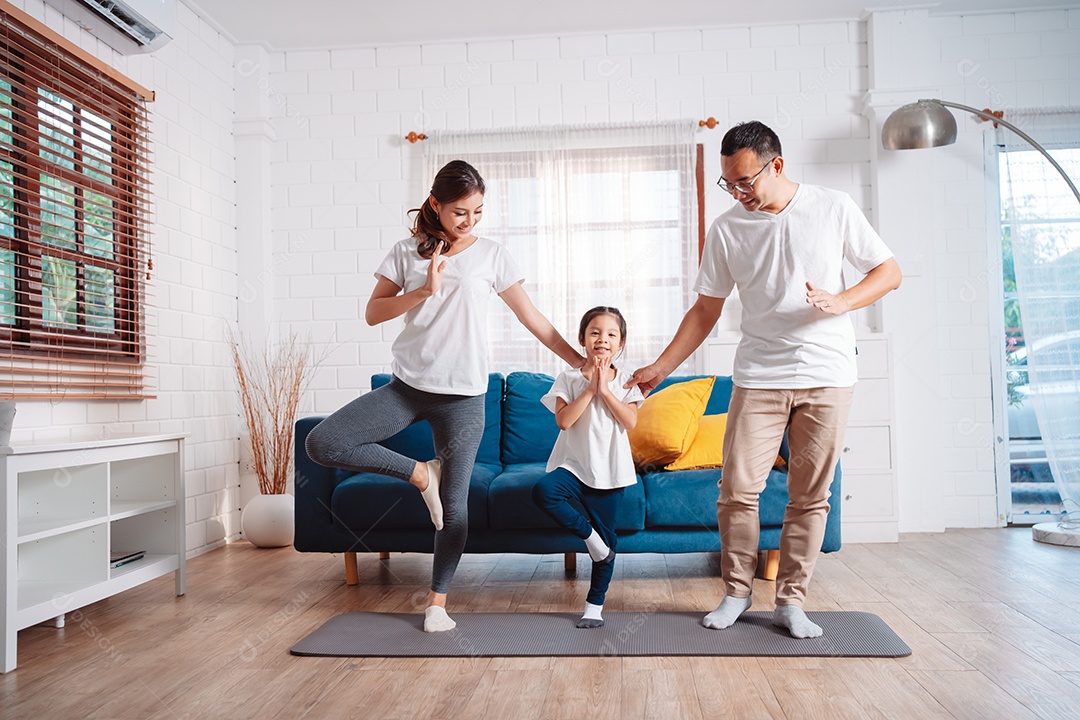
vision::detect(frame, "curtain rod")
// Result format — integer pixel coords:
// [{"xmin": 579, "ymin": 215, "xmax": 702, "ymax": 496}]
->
[{"xmin": 406, "ymin": 116, "xmax": 722, "ymax": 143}]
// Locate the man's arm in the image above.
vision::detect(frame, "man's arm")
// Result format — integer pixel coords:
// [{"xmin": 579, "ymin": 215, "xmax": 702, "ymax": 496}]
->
[
  {"xmin": 625, "ymin": 294, "xmax": 726, "ymax": 394},
  {"xmin": 806, "ymin": 257, "xmax": 902, "ymax": 315}
]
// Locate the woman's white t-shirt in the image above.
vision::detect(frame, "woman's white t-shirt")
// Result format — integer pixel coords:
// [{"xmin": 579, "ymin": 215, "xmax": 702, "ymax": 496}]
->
[
  {"xmin": 541, "ymin": 368, "xmax": 645, "ymax": 490},
  {"xmin": 374, "ymin": 237, "xmax": 523, "ymax": 396},
  {"xmin": 694, "ymin": 184, "xmax": 894, "ymax": 389}
]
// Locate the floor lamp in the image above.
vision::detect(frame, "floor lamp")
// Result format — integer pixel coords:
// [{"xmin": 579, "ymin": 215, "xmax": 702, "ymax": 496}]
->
[{"xmin": 881, "ymin": 99, "xmax": 1080, "ymax": 548}]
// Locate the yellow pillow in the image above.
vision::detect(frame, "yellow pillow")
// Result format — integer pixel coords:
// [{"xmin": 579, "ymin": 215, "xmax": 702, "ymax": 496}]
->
[
  {"xmin": 665, "ymin": 413, "xmax": 786, "ymax": 472},
  {"xmin": 628, "ymin": 376, "xmax": 714, "ymax": 469},
  {"xmin": 665, "ymin": 413, "xmax": 727, "ymax": 471}
]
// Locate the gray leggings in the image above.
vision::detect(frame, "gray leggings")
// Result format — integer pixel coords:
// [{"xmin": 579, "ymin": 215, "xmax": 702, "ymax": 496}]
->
[{"xmin": 305, "ymin": 376, "xmax": 485, "ymax": 594}]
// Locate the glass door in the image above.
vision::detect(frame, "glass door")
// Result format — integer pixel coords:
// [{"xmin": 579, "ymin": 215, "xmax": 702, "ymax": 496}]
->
[{"xmin": 994, "ymin": 144, "xmax": 1080, "ymax": 524}]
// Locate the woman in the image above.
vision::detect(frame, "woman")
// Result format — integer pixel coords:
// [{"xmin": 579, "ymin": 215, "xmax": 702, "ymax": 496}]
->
[{"xmin": 305, "ymin": 160, "xmax": 583, "ymax": 632}]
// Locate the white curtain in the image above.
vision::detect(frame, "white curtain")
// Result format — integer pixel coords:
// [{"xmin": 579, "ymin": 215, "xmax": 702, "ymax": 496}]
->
[
  {"xmin": 424, "ymin": 120, "xmax": 700, "ymax": 377},
  {"xmin": 1000, "ymin": 107, "xmax": 1080, "ymax": 525}
]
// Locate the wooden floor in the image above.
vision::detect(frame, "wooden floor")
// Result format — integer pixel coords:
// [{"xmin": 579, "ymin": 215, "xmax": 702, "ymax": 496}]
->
[{"xmin": 4, "ymin": 528, "xmax": 1080, "ymax": 719}]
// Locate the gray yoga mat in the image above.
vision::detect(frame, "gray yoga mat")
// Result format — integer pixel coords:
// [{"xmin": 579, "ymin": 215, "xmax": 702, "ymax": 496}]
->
[{"xmin": 290, "ymin": 611, "xmax": 911, "ymax": 658}]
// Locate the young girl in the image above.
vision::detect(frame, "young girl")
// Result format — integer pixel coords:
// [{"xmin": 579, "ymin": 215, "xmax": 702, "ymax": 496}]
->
[
  {"xmin": 305, "ymin": 160, "xmax": 583, "ymax": 633},
  {"xmin": 532, "ymin": 306, "xmax": 644, "ymax": 628}
]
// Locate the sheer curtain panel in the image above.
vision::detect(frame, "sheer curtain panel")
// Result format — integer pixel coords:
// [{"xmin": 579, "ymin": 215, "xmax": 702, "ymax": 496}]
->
[
  {"xmin": 423, "ymin": 120, "xmax": 699, "ymax": 377},
  {"xmin": 1000, "ymin": 107, "xmax": 1080, "ymax": 524}
]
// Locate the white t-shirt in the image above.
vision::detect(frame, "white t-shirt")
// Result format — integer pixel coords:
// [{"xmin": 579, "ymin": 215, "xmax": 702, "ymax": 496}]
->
[
  {"xmin": 374, "ymin": 237, "xmax": 523, "ymax": 395},
  {"xmin": 694, "ymin": 184, "xmax": 894, "ymax": 389},
  {"xmin": 542, "ymin": 368, "xmax": 645, "ymax": 490}
]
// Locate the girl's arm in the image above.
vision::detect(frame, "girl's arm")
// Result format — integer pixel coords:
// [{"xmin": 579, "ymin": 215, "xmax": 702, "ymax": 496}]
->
[
  {"xmin": 596, "ymin": 371, "xmax": 639, "ymax": 431},
  {"xmin": 553, "ymin": 393, "xmax": 594, "ymax": 431},
  {"xmin": 365, "ymin": 249, "xmax": 446, "ymax": 325},
  {"xmin": 599, "ymin": 394, "xmax": 639, "ymax": 431},
  {"xmin": 499, "ymin": 282, "xmax": 586, "ymax": 368}
]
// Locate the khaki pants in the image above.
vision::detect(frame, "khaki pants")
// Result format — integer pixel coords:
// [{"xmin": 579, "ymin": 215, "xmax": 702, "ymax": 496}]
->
[{"xmin": 718, "ymin": 385, "xmax": 854, "ymax": 606}]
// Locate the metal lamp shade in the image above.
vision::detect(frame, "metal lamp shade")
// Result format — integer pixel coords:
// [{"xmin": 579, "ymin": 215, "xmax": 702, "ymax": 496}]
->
[{"xmin": 881, "ymin": 100, "xmax": 958, "ymax": 150}]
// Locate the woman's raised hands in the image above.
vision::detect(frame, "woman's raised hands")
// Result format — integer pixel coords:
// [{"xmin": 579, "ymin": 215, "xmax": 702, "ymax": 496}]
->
[{"xmin": 424, "ymin": 245, "xmax": 447, "ymax": 297}]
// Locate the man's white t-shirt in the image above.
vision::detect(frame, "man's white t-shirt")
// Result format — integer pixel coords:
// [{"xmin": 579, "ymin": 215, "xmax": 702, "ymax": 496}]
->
[
  {"xmin": 541, "ymin": 368, "xmax": 645, "ymax": 490},
  {"xmin": 375, "ymin": 237, "xmax": 523, "ymax": 396},
  {"xmin": 694, "ymin": 184, "xmax": 894, "ymax": 389}
]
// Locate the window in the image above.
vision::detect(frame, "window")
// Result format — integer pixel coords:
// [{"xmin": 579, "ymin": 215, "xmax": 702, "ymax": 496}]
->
[
  {"xmin": 0, "ymin": 6, "xmax": 153, "ymax": 399},
  {"xmin": 425, "ymin": 121, "xmax": 701, "ymax": 376},
  {"xmin": 993, "ymin": 126, "xmax": 1080, "ymax": 522}
]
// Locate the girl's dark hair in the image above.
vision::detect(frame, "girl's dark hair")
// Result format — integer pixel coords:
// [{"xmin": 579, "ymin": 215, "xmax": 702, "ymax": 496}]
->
[
  {"xmin": 720, "ymin": 121, "xmax": 783, "ymax": 162},
  {"xmin": 578, "ymin": 306, "xmax": 628, "ymax": 346},
  {"xmin": 408, "ymin": 160, "xmax": 486, "ymax": 259}
]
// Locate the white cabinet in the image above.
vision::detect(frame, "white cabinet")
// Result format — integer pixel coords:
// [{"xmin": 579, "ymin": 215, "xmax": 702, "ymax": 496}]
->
[
  {"xmin": 2, "ymin": 434, "xmax": 186, "ymax": 672},
  {"xmin": 701, "ymin": 333, "xmax": 898, "ymax": 543},
  {"xmin": 842, "ymin": 335, "xmax": 898, "ymax": 542}
]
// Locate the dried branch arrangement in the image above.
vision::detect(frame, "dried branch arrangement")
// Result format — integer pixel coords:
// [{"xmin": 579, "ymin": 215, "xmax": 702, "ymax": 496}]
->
[{"xmin": 231, "ymin": 331, "xmax": 317, "ymax": 495}]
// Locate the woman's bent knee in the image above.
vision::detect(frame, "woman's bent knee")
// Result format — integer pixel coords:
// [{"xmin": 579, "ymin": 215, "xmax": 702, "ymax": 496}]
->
[{"xmin": 304, "ymin": 427, "xmax": 334, "ymax": 466}]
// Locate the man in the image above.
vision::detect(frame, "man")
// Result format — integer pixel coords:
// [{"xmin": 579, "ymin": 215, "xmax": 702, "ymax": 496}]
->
[{"xmin": 627, "ymin": 121, "xmax": 902, "ymax": 638}]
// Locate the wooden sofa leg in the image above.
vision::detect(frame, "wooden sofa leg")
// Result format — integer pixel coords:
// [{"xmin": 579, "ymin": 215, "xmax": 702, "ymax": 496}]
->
[
  {"xmin": 344, "ymin": 552, "xmax": 359, "ymax": 586},
  {"xmin": 564, "ymin": 552, "xmax": 577, "ymax": 576},
  {"xmin": 755, "ymin": 549, "xmax": 780, "ymax": 581},
  {"xmin": 379, "ymin": 552, "xmax": 389, "ymax": 560}
]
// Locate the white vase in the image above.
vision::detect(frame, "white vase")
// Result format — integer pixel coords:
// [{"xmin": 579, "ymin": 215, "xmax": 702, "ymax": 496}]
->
[{"xmin": 241, "ymin": 493, "xmax": 295, "ymax": 548}]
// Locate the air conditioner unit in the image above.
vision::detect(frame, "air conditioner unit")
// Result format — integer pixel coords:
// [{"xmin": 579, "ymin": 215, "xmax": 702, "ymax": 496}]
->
[{"xmin": 43, "ymin": 0, "xmax": 175, "ymax": 53}]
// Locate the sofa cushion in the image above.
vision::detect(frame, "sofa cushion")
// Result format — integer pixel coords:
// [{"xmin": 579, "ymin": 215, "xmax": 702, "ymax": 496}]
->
[
  {"xmin": 655, "ymin": 374, "xmax": 733, "ymax": 416},
  {"xmin": 330, "ymin": 462, "xmax": 501, "ymax": 530},
  {"xmin": 628, "ymin": 376, "xmax": 714, "ymax": 469},
  {"xmin": 371, "ymin": 373, "xmax": 503, "ymax": 466},
  {"xmin": 501, "ymin": 372, "xmax": 560, "ymax": 464},
  {"xmin": 488, "ymin": 462, "xmax": 646, "ymax": 532},
  {"xmin": 641, "ymin": 466, "xmax": 791, "ymax": 528},
  {"xmin": 665, "ymin": 413, "xmax": 727, "ymax": 471}
]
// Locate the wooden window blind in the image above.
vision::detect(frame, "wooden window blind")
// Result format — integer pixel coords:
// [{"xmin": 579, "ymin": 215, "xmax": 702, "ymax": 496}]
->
[{"xmin": 0, "ymin": 3, "xmax": 154, "ymax": 400}]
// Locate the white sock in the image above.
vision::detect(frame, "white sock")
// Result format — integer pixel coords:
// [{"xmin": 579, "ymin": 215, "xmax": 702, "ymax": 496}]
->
[
  {"xmin": 577, "ymin": 602, "xmax": 604, "ymax": 629},
  {"xmin": 584, "ymin": 529, "xmax": 611, "ymax": 563},
  {"xmin": 424, "ymin": 605, "xmax": 456, "ymax": 633},
  {"xmin": 702, "ymin": 596, "xmax": 752, "ymax": 630},
  {"xmin": 772, "ymin": 604, "xmax": 822, "ymax": 639},
  {"xmin": 419, "ymin": 459, "xmax": 443, "ymax": 531}
]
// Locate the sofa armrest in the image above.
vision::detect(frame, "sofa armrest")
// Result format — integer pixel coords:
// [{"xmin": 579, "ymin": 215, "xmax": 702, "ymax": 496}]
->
[{"xmin": 294, "ymin": 416, "xmax": 339, "ymax": 551}]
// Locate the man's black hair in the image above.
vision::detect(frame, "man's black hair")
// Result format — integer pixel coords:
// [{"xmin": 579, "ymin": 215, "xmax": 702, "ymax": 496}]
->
[{"xmin": 720, "ymin": 121, "xmax": 783, "ymax": 161}]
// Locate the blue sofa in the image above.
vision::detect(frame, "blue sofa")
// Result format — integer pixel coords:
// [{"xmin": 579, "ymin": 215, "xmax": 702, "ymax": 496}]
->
[{"xmin": 294, "ymin": 372, "xmax": 842, "ymax": 583}]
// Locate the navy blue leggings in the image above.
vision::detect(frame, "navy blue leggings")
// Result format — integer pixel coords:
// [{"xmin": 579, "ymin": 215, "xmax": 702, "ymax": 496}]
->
[
  {"xmin": 532, "ymin": 467, "xmax": 625, "ymax": 605},
  {"xmin": 305, "ymin": 376, "xmax": 485, "ymax": 594}
]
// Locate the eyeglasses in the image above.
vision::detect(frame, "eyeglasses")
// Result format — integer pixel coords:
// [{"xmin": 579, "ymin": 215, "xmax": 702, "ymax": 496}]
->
[{"xmin": 717, "ymin": 157, "xmax": 778, "ymax": 195}]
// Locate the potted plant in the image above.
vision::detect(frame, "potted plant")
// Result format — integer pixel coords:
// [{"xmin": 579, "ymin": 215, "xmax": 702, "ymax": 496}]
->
[{"xmin": 231, "ymin": 330, "xmax": 319, "ymax": 547}]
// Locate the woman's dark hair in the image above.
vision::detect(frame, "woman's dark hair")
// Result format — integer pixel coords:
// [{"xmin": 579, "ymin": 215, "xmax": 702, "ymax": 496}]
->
[
  {"xmin": 578, "ymin": 306, "xmax": 628, "ymax": 346},
  {"xmin": 720, "ymin": 121, "xmax": 783, "ymax": 162},
  {"xmin": 408, "ymin": 160, "xmax": 486, "ymax": 258}
]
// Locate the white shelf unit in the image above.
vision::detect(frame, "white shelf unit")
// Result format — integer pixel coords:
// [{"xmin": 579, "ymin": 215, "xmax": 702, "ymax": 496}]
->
[
  {"xmin": 842, "ymin": 335, "xmax": 898, "ymax": 542},
  {"xmin": 702, "ymin": 333, "xmax": 898, "ymax": 543},
  {"xmin": 2, "ymin": 433, "xmax": 186, "ymax": 673}
]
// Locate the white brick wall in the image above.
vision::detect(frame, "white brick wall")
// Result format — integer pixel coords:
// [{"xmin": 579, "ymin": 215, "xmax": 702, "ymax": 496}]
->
[
  {"xmin": 266, "ymin": 18, "xmax": 872, "ymax": 408},
  {"xmin": 263, "ymin": 8, "xmax": 1079, "ymax": 534},
  {"xmin": 11, "ymin": 3, "xmax": 1073, "ymax": 548},
  {"xmin": 6, "ymin": 1, "xmax": 239, "ymax": 557},
  {"xmin": 871, "ymin": 8, "xmax": 1080, "ymax": 530}
]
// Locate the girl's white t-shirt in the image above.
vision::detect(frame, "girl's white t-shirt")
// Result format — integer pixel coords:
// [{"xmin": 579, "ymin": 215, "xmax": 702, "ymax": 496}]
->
[
  {"xmin": 694, "ymin": 184, "xmax": 894, "ymax": 389},
  {"xmin": 541, "ymin": 368, "xmax": 645, "ymax": 490},
  {"xmin": 374, "ymin": 237, "xmax": 523, "ymax": 396}
]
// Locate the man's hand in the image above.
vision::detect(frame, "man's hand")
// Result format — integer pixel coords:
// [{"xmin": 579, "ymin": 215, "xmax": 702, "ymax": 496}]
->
[
  {"xmin": 625, "ymin": 363, "xmax": 667, "ymax": 396},
  {"xmin": 805, "ymin": 281, "xmax": 850, "ymax": 316}
]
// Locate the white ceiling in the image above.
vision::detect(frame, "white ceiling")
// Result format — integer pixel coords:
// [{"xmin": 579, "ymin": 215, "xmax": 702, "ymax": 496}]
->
[{"xmin": 194, "ymin": 0, "xmax": 1074, "ymax": 50}]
